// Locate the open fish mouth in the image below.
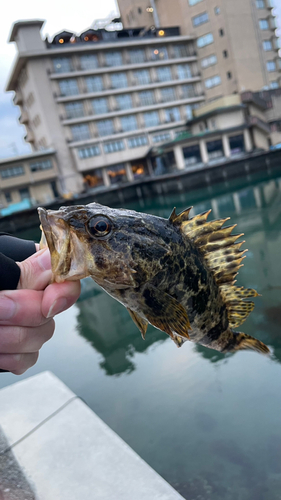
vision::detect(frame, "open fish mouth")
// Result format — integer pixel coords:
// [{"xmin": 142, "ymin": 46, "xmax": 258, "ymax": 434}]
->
[{"xmin": 38, "ymin": 207, "xmax": 72, "ymax": 282}]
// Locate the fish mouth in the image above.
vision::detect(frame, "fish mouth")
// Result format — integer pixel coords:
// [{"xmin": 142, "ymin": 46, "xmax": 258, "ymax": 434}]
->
[{"xmin": 38, "ymin": 207, "xmax": 72, "ymax": 282}]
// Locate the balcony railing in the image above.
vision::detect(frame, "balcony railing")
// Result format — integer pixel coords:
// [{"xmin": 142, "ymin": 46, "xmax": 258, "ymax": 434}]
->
[{"xmin": 247, "ymin": 115, "xmax": 270, "ymax": 133}]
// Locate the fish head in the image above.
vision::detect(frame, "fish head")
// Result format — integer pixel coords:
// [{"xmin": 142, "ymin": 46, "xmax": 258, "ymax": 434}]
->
[{"xmin": 38, "ymin": 202, "xmax": 171, "ymax": 287}]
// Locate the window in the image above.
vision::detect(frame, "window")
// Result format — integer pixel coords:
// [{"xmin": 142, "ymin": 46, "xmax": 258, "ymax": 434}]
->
[
  {"xmin": 201, "ymin": 54, "xmax": 217, "ymax": 68},
  {"xmin": 105, "ymin": 51, "xmax": 123, "ymax": 66},
  {"xmin": 181, "ymin": 84, "xmax": 197, "ymax": 98},
  {"xmin": 164, "ymin": 107, "xmax": 181, "ymax": 122},
  {"xmin": 173, "ymin": 44, "xmax": 190, "ymax": 58},
  {"xmin": 256, "ymin": 0, "xmax": 265, "ymax": 7},
  {"xmin": 107, "ymin": 163, "xmax": 127, "ymax": 184},
  {"xmin": 104, "ymin": 140, "xmax": 125, "ymax": 153},
  {"xmin": 192, "ymin": 12, "xmax": 209, "ymax": 27},
  {"xmin": 267, "ymin": 61, "xmax": 276, "ymax": 72},
  {"xmin": 80, "ymin": 54, "xmax": 98, "ymax": 70},
  {"xmin": 150, "ymin": 46, "xmax": 169, "ymax": 60},
  {"xmin": 207, "ymin": 139, "xmax": 224, "ymax": 159},
  {"xmin": 152, "ymin": 132, "xmax": 171, "ymax": 143},
  {"xmin": 127, "ymin": 135, "xmax": 148, "ymax": 148},
  {"xmin": 65, "ymin": 102, "xmax": 84, "ymax": 118},
  {"xmin": 97, "ymin": 119, "xmax": 114, "ymax": 136},
  {"xmin": 263, "ymin": 40, "xmax": 273, "ymax": 51},
  {"xmin": 227, "ymin": 71, "xmax": 232, "ymax": 79},
  {"xmin": 115, "ymin": 94, "xmax": 133, "ymax": 110},
  {"xmin": 197, "ymin": 33, "xmax": 214, "ymax": 48},
  {"xmin": 139, "ymin": 90, "xmax": 155, "ymax": 106},
  {"xmin": 5, "ymin": 192, "xmax": 12, "ymax": 203},
  {"xmin": 189, "ymin": 0, "xmax": 203, "ymax": 5},
  {"xmin": 19, "ymin": 188, "xmax": 30, "ymax": 201},
  {"xmin": 156, "ymin": 66, "xmax": 172, "ymax": 82},
  {"xmin": 214, "ymin": 6, "xmax": 220, "ymax": 14},
  {"xmin": 78, "ymin": 145, "xmax": 101, "ymax": 158},
  {"xmin": 120, "ymin": 115, "xmax": 138, "ymax": 132},
  {"xmin": 229, "ymin": 134, "xmax": 245, "ymax": 154},
  {"xmin": 223, "ymin": 50, "xmax": 228, "ymax": 58},
  {"xmin": 59, "ymin": 79, "xmax": 79, "ymax": 96},
  {"xmin": 270, "ymin": 81, "xmax": 279, "ymax": 89},
  {"xmin": 177, "ymin": 64, "xmax": 192, "ymax": 79},
  {"xmin": 1, "ymin": 165, "xmax": 24, "ymax": 179},
  {"xmin": 259, "ymin": 19, "xmax": 269, "ymax": 30},
  {"xmin": 92, "ymin": 98, "xmax": 108, "ymax": 114},
  {"xmin": 183, "ymin": 144, "xmax": 202, "ymax": 166},
  {"xmin": 71, "ymin": 124, "xmax": 90, "ymax": 141},
  {"xmin": 143, "ymin": 111, "xmax": 160, "ymax": 127},
  {"xmin": 111, "ymin": 72, "xmax": 128, "ymax": 89},
  {"xmin": 185, "ymin": 105, "xmax": 193, "ymax": 120},
  {"xmin": 205, "ymin": 75, "xmax": 221, "ymax": 88},
  {"xmin": 133, "ymin": 69, "xmax": 151, "ymax": 85},
  {"xmin": 138, "ymin": 7, "xmax": 142, "ymax": 13},
  {"xmin": 85, "ymin": 76, "xmax": 103, "ymax": 92},
  {"xmin": 30, "ymin": 160, "xmax": 52, "ymax": 172},
  {"xmin": 160, "ymin": 87, "xmax": 176, "ymax": 102},
  {"xmin": 53, "ymin": 57, "xmax": 72, "ymax": 73},
  {"xmin": 219, "ymin": 28, "xmax": 224, "ymax": 36},
  {"xmin": 128, "ymin": 49, "xmax": 146, "ymax": 63}
]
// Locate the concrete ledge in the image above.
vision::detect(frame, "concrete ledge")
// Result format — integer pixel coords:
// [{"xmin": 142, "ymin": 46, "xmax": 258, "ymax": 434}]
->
[{"xmin": 0, "ymin": 372, "xmax": 184, "ymax": 500}]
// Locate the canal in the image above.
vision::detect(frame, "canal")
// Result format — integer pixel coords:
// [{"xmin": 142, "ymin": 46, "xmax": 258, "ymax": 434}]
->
[{"xmin": 1, "ymin": 169, "xmax": 281, "ymax": 500}]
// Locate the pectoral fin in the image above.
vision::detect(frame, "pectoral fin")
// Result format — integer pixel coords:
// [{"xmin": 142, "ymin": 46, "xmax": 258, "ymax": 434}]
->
[
  {"xmin": 141, "ymin": 284, "xmax": 191, "ymax": 346},
  {"xmin": 127, "ymin": 309, "xmax": 148, "ymax": 339}
]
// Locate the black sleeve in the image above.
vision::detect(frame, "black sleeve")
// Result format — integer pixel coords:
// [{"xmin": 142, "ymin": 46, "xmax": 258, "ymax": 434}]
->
[{"xmin": 0, "ymin": 234, "xmax": 37, "ymax": 291}]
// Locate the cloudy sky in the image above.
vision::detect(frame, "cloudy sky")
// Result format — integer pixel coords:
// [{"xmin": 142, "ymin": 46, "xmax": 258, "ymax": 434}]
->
[{"xmin": 0, "ymin": 0, "xmax": 280, "ymax": 159}]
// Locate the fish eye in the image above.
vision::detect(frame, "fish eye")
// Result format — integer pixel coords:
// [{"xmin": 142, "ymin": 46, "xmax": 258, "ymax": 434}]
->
[{"xmin": 87, "ymin": 216, "xmax": 112, "ymax": 238}]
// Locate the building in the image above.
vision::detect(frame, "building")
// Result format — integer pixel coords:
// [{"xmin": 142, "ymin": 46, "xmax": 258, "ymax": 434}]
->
[
  {"xmin": 0, "ymin": 150, "xmax": 59, "ymax": 210},
  {"xmin": 148, "ymin": 93, "xmax": 271, "ymax": 173},
  {"xmin": 118, "ymin": 0, "xmax": 281, "ymax": 100},
  {"xmin": 6, "ymin": 20, "xmax": 205, "ymax": 195}
]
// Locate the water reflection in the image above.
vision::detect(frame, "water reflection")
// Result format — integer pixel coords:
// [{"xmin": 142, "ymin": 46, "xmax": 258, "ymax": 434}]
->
[
  {"xmin": 75, "ymin": 174, "xmax": 281, "ymax": 375},
  {"xmin": 76, "ymin": 283, "xmax": 166, "ymax": 376}
]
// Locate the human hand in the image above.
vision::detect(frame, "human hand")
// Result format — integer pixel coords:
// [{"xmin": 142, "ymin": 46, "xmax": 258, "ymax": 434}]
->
[{"xmin": 0, "ymin": 249, "xmax": 81, "ymax": 374}]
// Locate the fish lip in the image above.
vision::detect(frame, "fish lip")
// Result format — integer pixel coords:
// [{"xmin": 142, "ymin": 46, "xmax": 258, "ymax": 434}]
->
[{"xmin": 38, "ymin": 207, "xmax": 71, "ymax": 281}]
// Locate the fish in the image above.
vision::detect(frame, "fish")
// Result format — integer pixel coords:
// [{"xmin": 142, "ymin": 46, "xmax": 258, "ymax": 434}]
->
[{"xmin": 38, "ymin": 203, "xmax": 269, "ymax": 355}]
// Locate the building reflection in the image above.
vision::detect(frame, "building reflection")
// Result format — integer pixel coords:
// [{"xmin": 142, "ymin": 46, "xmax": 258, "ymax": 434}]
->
[{"xmin": 75, "ymin": 174, "xmax": 281, "ymax": 373}]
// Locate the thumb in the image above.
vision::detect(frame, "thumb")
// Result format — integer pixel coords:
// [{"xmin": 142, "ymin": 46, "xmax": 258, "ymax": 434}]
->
[{"xmin": 17, "ymin": 249, "xmax": 52, "ymax": 291}]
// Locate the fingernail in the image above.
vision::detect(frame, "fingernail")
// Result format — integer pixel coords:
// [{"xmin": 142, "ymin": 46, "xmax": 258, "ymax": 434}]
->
[
  {"xmin": 0, "ymin": 297, "xmax": 16, "ymax": 320},
  {"xmin": 46, "ymin": 297, "xmax": 67, "ymax": 318},
  {"xmin": 36, "ymin": 250, "xmax": 51, "ymax": 271}
]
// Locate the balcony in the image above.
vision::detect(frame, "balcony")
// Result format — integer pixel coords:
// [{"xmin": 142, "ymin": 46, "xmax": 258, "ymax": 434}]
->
[
  {"xmin": 13, "ymin": 90, "xmax": 23, "ymax": 105},
  {"xmin": 269, "ymin": 16, "xmax": 277, "ymax": 30},
  {"xmin": 24, "ymin": 130, "xmax": 35, "ymax": 143},
  {"xmin": 247, "ymin": 115, "xmax": 270, "ymax": 133},
  {"xmin": 19, "ymin": 110, "xmax": 29, "ymax": 124}
]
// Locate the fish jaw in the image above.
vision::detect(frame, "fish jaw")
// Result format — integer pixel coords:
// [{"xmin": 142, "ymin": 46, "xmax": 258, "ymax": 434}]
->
[{"xmin": 38, "ymin": 207, "xmax": 92, "ymax": 283}]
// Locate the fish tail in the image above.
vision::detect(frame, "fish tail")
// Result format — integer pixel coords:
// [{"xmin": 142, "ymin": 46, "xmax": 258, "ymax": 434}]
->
[{"xmin": 224, "ymin": 330, "xmax": 270, "ymax": 355}]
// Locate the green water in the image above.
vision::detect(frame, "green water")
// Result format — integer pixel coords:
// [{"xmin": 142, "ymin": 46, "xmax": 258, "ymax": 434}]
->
[{"xmin": 1, "ymin": 171, "xmax": 281, "ymax": 499}]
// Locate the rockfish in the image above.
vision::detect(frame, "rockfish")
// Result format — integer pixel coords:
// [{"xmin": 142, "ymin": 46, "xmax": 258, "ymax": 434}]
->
[{"xmin": 38, "ymin": 203, "xmax": 269, "ymax": 354}]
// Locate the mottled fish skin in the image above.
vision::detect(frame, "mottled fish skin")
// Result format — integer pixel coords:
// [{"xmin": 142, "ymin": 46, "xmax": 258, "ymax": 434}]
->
[{"xmin": 38, "ymin": 202, "xmax": 269, "ymax": 354}]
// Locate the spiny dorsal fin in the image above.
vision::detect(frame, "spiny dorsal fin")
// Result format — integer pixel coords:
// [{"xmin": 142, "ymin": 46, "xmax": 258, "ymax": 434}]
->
[
  {"xmin": 172, "ymin": 207, "xmax": 258, "ymax": 329},
  {"xmin": 169, "ymin": 206, "xmax": 193, "ymax": 224}
]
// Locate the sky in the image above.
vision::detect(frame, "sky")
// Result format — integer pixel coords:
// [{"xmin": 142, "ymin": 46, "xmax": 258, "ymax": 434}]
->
[{"xmin": 0, "ymin": 0, "xmax": 280, "ymax": 159}]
